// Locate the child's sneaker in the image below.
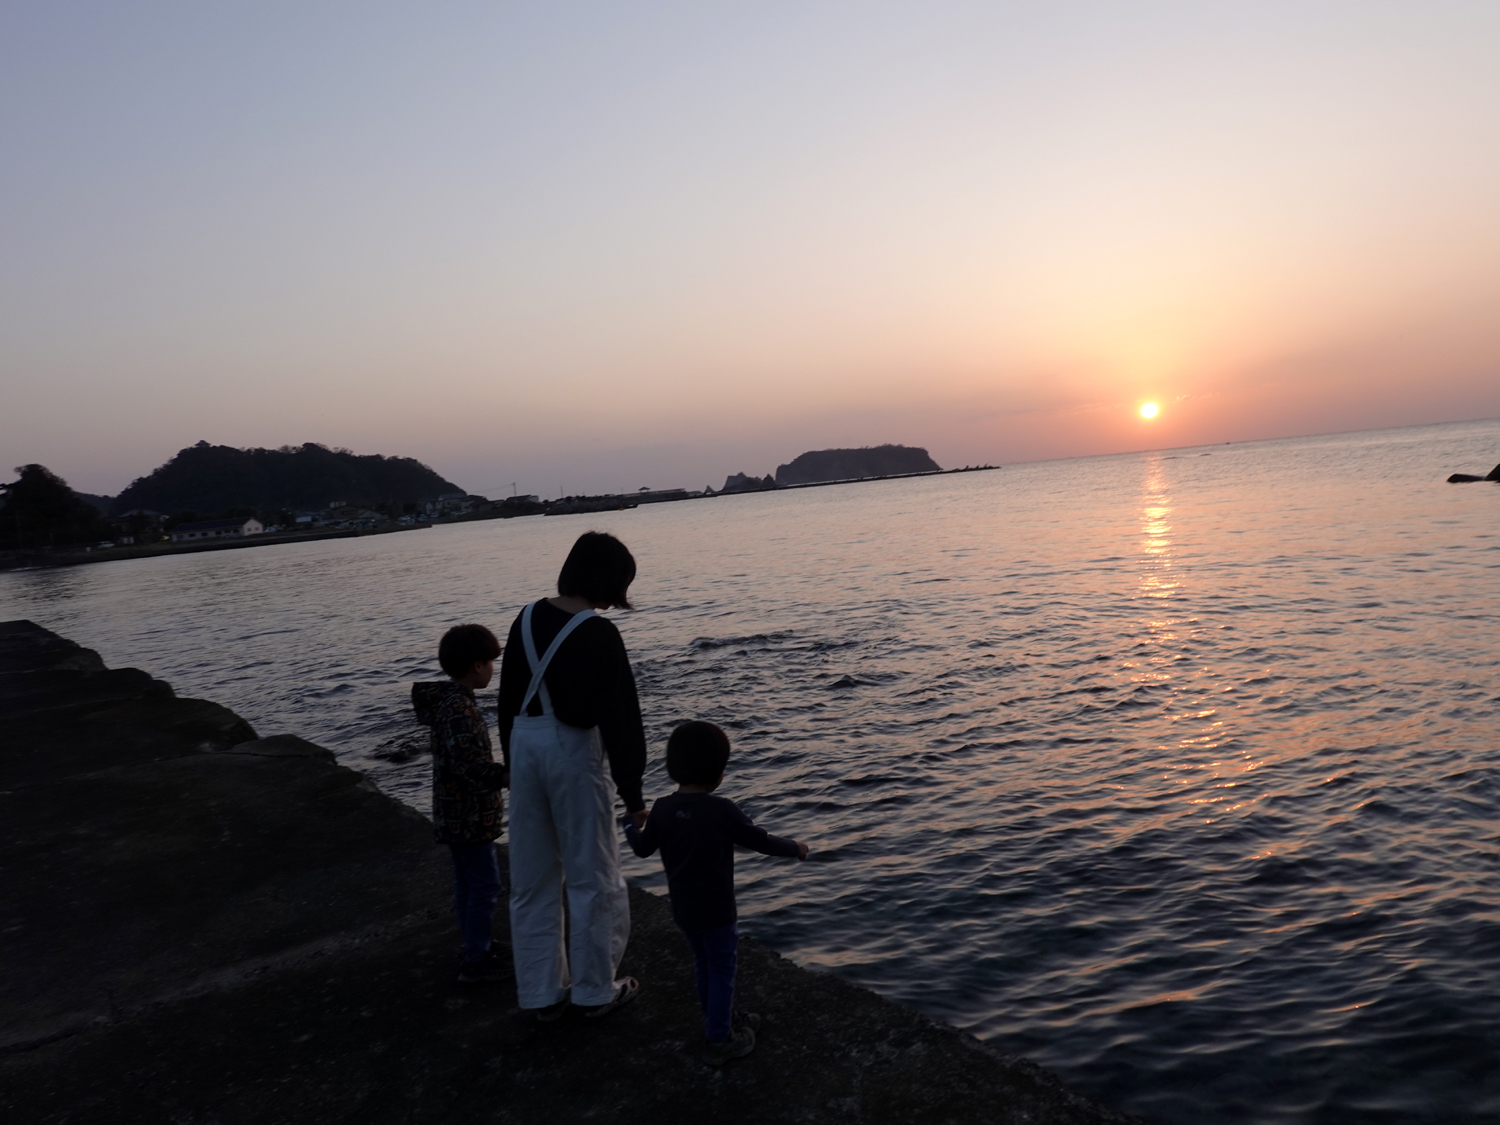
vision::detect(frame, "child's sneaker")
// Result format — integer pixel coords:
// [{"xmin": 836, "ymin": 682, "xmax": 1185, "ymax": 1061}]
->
[
  {"xmin": 457, "ymin": 951, "xmax": 507, "ymax": 983},
  {"xmin": 703, "ymin": 1024, "xmax": 755, "ymax": 1067}
]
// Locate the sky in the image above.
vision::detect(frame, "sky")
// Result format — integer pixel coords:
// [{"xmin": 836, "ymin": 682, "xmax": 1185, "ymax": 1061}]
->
[{"xmin": 4, "ymin": 1, "xmax": 1499, "ymax": 499}]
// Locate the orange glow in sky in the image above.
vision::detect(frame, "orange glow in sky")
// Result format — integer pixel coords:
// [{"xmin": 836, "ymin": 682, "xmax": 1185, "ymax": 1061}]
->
[{"xmin": 3, "ymin": 4, "xmax": 1500, "ymax": 496}]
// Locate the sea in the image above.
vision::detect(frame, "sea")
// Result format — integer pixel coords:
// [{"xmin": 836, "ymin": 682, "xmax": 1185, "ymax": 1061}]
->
[{"xmin": 4, "ymin": 419, "xmax": 1498, "ymax": 1124}]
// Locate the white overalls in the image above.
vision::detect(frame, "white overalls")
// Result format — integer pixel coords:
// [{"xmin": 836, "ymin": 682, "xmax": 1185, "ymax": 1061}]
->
[{"xmin": 506, "ymin": 600, "xmax": 631, "ymax": 1008}]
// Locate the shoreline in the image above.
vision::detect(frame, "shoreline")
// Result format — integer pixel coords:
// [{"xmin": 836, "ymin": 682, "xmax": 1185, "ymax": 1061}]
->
[
  {"xmin": 0, "ymin": 464, "xmax": 1000, "ymax": 573},
  {"xmin": 0, "ymin": 521, "xmax": 431, "ymax": 573},
  {"xmin": 0, "ymin": 619, "xmax": 1138, "ymax": 1124}
]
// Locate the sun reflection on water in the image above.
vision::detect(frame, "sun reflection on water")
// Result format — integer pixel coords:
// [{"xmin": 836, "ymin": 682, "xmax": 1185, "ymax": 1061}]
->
[
  {"xmin": 1139, "ymin": 453, "xmax": 1178, "ymax": 603},
  {"xmin": 1131, "ymin": 454, "xmax": 1246, "ymax": 791}
]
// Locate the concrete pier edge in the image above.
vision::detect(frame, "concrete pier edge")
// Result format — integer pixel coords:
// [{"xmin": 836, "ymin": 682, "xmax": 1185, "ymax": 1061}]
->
[{"xmin": 0, "ymin": 620, "xmax": 1141, "ymax": 1124}]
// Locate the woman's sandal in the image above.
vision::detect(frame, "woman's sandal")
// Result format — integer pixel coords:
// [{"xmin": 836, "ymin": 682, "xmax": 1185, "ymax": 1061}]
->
[{"xmin": 581, "ymin": 977, "xmax": 640, "ymax": 1019}]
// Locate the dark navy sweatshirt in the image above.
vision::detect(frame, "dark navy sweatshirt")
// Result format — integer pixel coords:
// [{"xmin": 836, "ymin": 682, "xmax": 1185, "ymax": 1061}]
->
[{"xmin": 625, "ymin": 791, "xmax": 801, "ymax": 931}]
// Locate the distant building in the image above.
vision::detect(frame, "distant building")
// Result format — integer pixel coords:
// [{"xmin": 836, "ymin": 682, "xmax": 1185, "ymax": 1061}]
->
[
  {"xmin": 171, "ymin": 517, "xmax": 263, "ymax": 543},
  {"xmin": 325, "ymin": 506, "xmax": 385, "ymax": 528},
  {"xmin": 425, "ymin": 492, "xmax": 479, "ymax": 517}
]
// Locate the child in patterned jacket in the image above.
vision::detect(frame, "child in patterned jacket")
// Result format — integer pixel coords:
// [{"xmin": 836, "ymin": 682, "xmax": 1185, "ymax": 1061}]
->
[{"xmin": 412, "ymin": 624, "xmax": 508, "ymax": 983}]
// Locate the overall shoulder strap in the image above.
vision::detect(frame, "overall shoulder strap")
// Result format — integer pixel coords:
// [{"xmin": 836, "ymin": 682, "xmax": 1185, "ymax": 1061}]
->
[{"xmin": 519, "ymin": 601, "xmax": 598, "ymax": 715}]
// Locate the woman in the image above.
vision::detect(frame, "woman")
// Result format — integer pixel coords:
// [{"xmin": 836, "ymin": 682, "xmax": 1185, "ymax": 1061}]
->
[{"xmin": 498, "ymin": 531, "xmax": 647, "ymax": 1020}]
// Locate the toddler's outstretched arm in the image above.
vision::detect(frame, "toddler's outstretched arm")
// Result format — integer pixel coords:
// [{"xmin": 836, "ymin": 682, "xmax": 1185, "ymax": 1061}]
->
[
  {"xmin": 622, "ymin": 811, "xmax": 659, "ymax": 858},
  {"xmin": 726, "ymin": 804, "xmax": 803, "ymax": 860}
]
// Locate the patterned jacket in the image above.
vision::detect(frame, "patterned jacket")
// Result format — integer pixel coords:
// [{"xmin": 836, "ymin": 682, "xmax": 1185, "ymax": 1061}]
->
[{"xmin": 411, "ymin": 681, "xmax": 506, "ymax": 845}]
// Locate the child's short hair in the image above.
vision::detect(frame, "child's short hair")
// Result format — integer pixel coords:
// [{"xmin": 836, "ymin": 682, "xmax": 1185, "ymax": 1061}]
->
[
  {"xmin": 438, "ymin": 624, "xmax": 500, "ymax": 678},
  {"xmin": 557, "ymin": 531, "xmax": 636, "ymax": 610},
  {"xmin": 666, "ymin": 720, "xmax": 731, "ymax": 786}
]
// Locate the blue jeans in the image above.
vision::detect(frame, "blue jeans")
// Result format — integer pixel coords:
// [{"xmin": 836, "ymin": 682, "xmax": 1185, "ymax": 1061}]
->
[
  {"xmin": 449, "ymin": 842, "xmax": 502, "ymax": 963},
  {"xmin": 681, "ymin": 923, "xmax": 738, "ymax": 1043}
]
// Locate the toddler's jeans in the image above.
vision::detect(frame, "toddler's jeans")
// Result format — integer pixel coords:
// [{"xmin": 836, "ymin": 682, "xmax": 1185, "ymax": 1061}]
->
[
  {"xmin": 680, "ymin": 922, "xmax": 739, "ymax": 1042},
  {"xmin": 449, "ymin": 841, "xmax": 502, "ymax": 963}
]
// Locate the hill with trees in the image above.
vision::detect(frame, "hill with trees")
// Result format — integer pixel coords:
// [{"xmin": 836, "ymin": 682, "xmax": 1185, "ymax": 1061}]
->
[
  {"xmin": 1, "ymin": 465, "xmax": 112, "ymax": 549},
  {"xmin": 110, "ymin": 442, "xmax": 464, "ymax": 518},
  {"xmin": 774, "ymin": 445, "xmax": 940, "ymax": 486}
]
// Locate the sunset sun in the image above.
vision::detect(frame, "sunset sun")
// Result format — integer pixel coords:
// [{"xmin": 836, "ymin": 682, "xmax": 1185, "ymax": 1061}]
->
[{"xmin": 1140, "ymin": 402, "xmax": 1160, "ymax": 419}]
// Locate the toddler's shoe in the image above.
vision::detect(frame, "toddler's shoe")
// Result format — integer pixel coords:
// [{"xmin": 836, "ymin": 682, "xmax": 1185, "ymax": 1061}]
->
[
  {"xmin": 703, "ymin": 1024, "xmax": 756, "ymax": 1067},
  {"xmin": 457, "ymin": 952, "xmax": 507, "ymax": 983}
]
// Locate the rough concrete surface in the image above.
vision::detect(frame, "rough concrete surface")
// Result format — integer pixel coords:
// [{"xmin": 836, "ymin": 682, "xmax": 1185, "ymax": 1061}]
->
[{"xmin": 0, "ymin": 620, "xmax": 1142, "ymax": 1124}]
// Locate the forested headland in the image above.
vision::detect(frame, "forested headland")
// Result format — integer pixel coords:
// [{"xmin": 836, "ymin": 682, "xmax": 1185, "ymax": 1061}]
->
[
  {"xmin": 1, "ymin": 442, "xmax": 465, "ymax": 554},
  {"xmin": 110, "ymin": 442, "xmax": 463, "ymax": 517}
]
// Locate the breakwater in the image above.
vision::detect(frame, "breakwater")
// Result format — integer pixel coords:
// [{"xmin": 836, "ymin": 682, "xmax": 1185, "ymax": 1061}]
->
[
  {"xmin": 0, "ymin": 620, "xmax": 1136, "ymax": 1125},
  {"xmin": 0, "ymin": 522, "xmax": 431, "ymax": 573}
]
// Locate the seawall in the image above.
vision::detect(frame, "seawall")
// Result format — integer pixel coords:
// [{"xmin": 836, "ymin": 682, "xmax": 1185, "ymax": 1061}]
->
[
  {"xmin": 0, "ymin": 523, "xmax": 431, "ymax": 573},
  {"xmin": 0, "ymin": 621, "xmax": 1140, "ymax": 1124}
]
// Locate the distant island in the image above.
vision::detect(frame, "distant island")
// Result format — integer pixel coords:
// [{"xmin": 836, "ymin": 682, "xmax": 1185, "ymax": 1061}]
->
[
  {"xmin": 722, "ymin": 444, "xmax": 941, "ymax": 492},
  {"xmin": 776, "ymin": 444, "xmax": 940, "ymax": 485}
]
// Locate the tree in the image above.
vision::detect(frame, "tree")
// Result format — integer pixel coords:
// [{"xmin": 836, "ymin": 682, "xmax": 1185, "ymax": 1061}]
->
[{"xmin": 0, "ymin": 465, "xmax": 112, "ymax": 550}]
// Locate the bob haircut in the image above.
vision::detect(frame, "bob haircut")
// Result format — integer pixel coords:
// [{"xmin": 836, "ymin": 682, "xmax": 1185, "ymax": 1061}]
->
[
  {"xmin": 666, "ymin": 720, "xmax": 732, "ymax": 787},
  {"xmin": 438, "ymin": 623, "xmax": 501, "ymax": 678},
  {"xmin": 557, "ymin": 531, "xmax": 636, "ymax": 610}
]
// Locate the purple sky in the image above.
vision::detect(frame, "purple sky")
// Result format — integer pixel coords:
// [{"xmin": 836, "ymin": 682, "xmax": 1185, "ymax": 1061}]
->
[{"xmin": 4, "ymin": 2, "xmax": 1499, "ymax": 498}]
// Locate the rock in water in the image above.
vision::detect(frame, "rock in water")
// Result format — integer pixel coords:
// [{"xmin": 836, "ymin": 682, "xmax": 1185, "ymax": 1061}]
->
[
  {"xmin": 1447, "ymin": 463, "xmax": 1500, "ymax": 483},
  {"xmin": 720, "ymin": 472, "xmax": 777, "ymax": 492}
]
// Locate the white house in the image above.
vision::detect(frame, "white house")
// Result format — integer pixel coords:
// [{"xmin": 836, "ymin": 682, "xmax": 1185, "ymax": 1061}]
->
[
  {"xmin": 170, "ymin": 517, "xmax": 264, "ymax": 543},
  {"xmin": 425, "ymin": 492, "xmax": 477, "ymax": 517}
]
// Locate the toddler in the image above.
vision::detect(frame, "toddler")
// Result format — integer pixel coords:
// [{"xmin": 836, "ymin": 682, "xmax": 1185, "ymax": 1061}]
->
[
  {"xmin": 625, "ymin": 721, "xmax": 808, "ymax": 1066},
  {"xmin": 412, "ymin": 624, "xmax": 508, "ymax": 983}
]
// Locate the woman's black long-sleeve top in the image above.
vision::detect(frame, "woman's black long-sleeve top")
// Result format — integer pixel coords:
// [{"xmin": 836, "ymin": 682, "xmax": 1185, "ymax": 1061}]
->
[{"xmin": 497, "ymin": 599, "xmax": 647, "ymax": 814}]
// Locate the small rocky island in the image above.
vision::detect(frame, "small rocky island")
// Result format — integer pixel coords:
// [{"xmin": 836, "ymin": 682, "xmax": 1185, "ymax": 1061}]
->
[{"xmin": 723, "ymin": 444, "xmax": 943, "ymax": 492}]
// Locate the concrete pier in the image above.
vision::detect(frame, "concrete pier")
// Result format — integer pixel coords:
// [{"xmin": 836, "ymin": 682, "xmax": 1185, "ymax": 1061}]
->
[{"xmin": 0, "ymin": 620, "xmax": 1140, "ymax": 1124}]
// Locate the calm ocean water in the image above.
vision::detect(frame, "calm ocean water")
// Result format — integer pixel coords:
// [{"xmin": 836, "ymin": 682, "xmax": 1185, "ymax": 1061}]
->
[{"xmin": 5, "ymin": 420, "xmax": 1499, "ymax": 1123}]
